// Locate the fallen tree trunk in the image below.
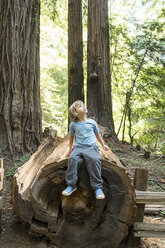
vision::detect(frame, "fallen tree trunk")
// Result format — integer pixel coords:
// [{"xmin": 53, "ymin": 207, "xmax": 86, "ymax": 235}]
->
[{"xmin": 11, "ymin": 135, "xmax": 137, "ymax": 248}]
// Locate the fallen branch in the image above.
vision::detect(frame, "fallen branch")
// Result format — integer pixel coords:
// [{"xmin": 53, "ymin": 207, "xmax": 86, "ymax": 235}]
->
[{"xmin": 155, "ymin": 180, "xmax": 165, "ymax": 190}]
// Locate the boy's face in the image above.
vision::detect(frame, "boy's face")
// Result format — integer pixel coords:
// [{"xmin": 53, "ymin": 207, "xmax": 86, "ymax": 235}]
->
[{"xmin": 75, "ymin": 102, "xmax": 88, "ymax": 115}]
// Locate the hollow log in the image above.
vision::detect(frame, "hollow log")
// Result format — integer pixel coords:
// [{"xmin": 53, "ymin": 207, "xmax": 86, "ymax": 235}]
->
[{"xmin": 11, "ymin": 135, "xmax": 137, "ymax": 248}]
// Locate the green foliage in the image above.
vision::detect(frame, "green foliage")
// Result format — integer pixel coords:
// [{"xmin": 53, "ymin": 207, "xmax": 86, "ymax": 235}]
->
[
  {"xmin": 148, "ymin": 180, "xmax": 160, "ymax": 192},
  {"xmin": 41, "ymin": 66, "xmax": 68, "ymax": 136},
  {"xmin": 159, "ymin": 211, "xmax": 165, "ymax": 218},
  {"xmin": 106, "ymin": 142, "xmax": 114, "ymax": 149},
  {"xmin": 7, "ymin": 154, "xmax": 31, "ymax": 178},
  {"xmin": 110, "ymin": 0, "xmax": 165, "ymax": 152},
  {"xmin": 40, "ymin": 4, "xmax": 68, "ymax": 136},
  {"xmin": 82, "ymin": 0, "xmax": 88, "ymax": 27},
  {"xmin": 41, "ymin": 0, "xmax": 58, "ymax": 21}
]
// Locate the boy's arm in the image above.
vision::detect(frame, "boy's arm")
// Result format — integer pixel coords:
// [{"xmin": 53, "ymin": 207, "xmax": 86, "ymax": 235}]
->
[
  {"xmin": 67, "ymin": 134, "xmax": 74, "ymax": 156},
  {"xmin": 96, "ymin": 133, "xmax": 109, "ymax": 151}
]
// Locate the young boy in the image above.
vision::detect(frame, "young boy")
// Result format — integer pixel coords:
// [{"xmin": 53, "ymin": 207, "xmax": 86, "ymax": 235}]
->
[{"xmin": 62, "ymin": 100, "xmax": 108, "ymax": 199}]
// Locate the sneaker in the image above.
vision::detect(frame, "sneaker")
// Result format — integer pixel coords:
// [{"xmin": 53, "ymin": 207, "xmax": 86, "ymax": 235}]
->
[
  {"xmin": 95, "ymin": 188, "xmax": 105, "ymax": 199},
  {"xmin": 62, "ymin": 185, "xmax": 77, "ymax": 196}
]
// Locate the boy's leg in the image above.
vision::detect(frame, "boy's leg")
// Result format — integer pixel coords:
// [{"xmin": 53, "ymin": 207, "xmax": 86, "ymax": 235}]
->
[
  {"xmin": 65, "ymin": 147, "xmax": 83, "ymax": 187},
  {"xmin": 83, "ymin": 146, "xmax": 103, "ymax": 191}
]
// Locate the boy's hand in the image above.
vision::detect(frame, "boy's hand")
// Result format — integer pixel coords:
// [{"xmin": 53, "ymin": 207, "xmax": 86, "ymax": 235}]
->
[
  {"xmin": 66, "ymin": 134, "xmax": 74, "ymax": 157},
  {"xmin": 96, "ymin": 133, "xmax": 109, "ymax": 151},
  {"xmin": 66, "ymin": 150, "xmax": 72, "ymax": 157}
]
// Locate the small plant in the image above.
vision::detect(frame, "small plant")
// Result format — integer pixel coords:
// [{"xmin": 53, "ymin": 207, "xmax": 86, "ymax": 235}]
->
[
  {"xmin": 19, "ymin": 153, "xmax": 31, "ymax": 163},
  {"xmin": 107, "ymin": 142, "xmax": 112, "ymax": 147},
  {"xmin": 107, "ymin": 142, "xmax": 114, "ymax": 149},
  {"xmin": 148, "ymin": 180, "xmax": 161, "ymax": 192},
  {"xmin": 7, "ymin": 153, "xmax": 31, "ymax": 178},
  {"xmin": 6, "ymin": 164, "xmax": 19, "ymax": 178},
  {"xmin": 159, "ymin": 210, "xmax": 165, "ymax": 218}
]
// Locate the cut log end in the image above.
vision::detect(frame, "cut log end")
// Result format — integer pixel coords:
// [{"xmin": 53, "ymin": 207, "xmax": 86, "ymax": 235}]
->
[{"xmin": 11, "ymin": 136, "xmax": 137, "ymax": 248}]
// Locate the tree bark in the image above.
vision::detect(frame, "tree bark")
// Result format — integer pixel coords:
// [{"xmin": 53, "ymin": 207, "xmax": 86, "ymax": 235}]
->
[
  {"xmin": 0, "ymin": 0, "xmax": 42, "ymax": 157},
  {"xmin": 68, "ymin": 0, "xmax": 84, "ymax": 107},
  {"xmin": 11, "ymin": 134, "xmax": 137, "ymax": 248},
  {"xmin": 87, "ymin": 0, "xmax": 115, "ymax": 137}
]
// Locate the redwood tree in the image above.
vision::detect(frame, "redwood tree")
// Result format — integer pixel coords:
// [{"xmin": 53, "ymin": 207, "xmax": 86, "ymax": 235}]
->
[
  {"xmin": 87, "ymin": 0, "xmax": 115, "ymax": 136},
  {"xmin": 0, "ymin": 0, "xmax": 42, "ymax": 157},
  {"xmin": 68, "ymin": 0, "xmax": 84, "ymax": 107}
]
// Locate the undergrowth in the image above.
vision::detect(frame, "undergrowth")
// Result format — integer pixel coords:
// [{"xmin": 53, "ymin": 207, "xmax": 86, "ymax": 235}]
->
[{"xmin": 7, "ymin": 153, "xmax": 31, "ymax": 178}]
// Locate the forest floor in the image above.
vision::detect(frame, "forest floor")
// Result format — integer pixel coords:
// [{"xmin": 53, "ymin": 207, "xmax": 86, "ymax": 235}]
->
[
  {"xmin": 109, "ymin": 138, "xmax": 165, "ymax": 248},
  {"xmin": 0, "ymin": 137, "xmax": 165, "ymax": 248}
]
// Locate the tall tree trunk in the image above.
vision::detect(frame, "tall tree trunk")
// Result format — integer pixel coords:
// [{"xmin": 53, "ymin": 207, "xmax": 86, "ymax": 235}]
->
[
  {"xmin": 68, "ymin": 0, "xmax": 84, "ymax": 108},
  {"xmin": 87, "ymin": 0, "xmax": 115, "ymax": 136},
  {"xmin": 122, "ymin": 112, "xmax": 127, "ymax": 142},
  {"xmin": 128, "ymin": 103, "xmax": 133, "ymax": 145},
  {"xmin": 0, "ymin": 0, "xmax": 42, "ymax": 157}
]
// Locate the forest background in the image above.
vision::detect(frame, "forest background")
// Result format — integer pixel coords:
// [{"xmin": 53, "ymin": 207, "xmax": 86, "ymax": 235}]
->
[
  {"xmin": 41, "ymin": 0, "xmax": 165, "ymax": 155},
  {"xmin": 0, "ymin": 1, "xmax": 164, "ymax": 247}
]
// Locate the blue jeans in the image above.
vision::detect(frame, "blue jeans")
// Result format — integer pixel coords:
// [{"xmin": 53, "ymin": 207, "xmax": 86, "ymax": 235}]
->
[{"xmin": 66, "ymin": 145, "xmax": 103, "ymax": 190}]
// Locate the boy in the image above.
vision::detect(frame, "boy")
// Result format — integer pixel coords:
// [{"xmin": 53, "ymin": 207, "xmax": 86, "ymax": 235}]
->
[{"xmin": 62, "ymin": 100, "xmax": 108, "ymax": 199}]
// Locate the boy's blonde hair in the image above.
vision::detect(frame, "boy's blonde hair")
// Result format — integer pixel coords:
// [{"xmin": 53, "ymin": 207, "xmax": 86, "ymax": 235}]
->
[{"xmin": 69, "ymin": 100, "xmax": 85, "ymax": 122}]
